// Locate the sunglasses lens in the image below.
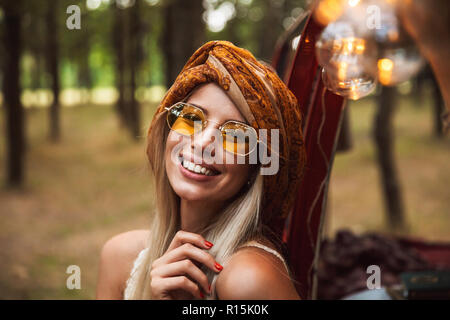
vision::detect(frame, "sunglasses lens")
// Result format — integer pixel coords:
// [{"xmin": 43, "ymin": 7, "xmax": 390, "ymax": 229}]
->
[
  {"xmin": 222, "ymin": 122, "xmax": 257, "ymax": 155},
  {"xmin": 167, "ymin": 103, "xmax": 204, "ymax": 136}
]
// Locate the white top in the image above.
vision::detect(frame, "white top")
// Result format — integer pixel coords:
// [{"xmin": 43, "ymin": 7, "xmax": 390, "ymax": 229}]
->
[
  {"xmin": 123, "ymin": 241, "xmax": 289, "ymax": 300},
  {"xmin": 123, "ymin": 247, "xmax": 150, "ymax": 300}
]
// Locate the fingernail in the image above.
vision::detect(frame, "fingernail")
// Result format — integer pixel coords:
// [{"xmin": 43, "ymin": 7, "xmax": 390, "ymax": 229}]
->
[
  {"xmin": 204, "ymin": 240, "xmax": 214, "ymax": 248},
  {"xmin": 215, "ymin": 262, "xmax": 223, "ymax": 271},
  {"xmin": 208, "ymin": 284, "xmax": 211, "ymax": 292},
  {"xmin": 200, "ymin": 291, "xmax": 204, "ymax": 299}
]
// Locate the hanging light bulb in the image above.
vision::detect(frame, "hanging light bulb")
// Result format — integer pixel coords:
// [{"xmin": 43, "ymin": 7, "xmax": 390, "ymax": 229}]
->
[
  {"xmin": 313, "ymin": 0, "xmax": 346, "ymax": 26},
  {"xmin": 365, "ymin": 37, "xmax": 424, "ymax": 86},
  {"xmin": 316, "ymin": 20, "xmax": 377, "ymax": 99},
  {"xmin": 315, "ymin": 0, "xmax": 424, "ymax": 96},
  {"xmin": 321, "ymin": 67, "xmax": 376, "ymax": 100},
  {"xmin": 357, "ymin": 0, "xmax": 424, "ymax": 86}
]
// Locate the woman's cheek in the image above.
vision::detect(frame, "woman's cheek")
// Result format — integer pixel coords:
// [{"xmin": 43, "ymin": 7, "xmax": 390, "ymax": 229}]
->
[{"xmin": 224, "ymin": 163, "xmax": 250, "ymax": 187}]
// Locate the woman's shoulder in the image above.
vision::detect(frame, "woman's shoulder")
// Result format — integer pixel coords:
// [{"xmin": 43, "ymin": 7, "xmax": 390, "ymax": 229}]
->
[
  {"xmin": 96, "ymin": 229, "xmax": 149, "ymax": 299},
  {"xmin": 215, "ymin": 240, "xmax": 300, "ymax": 300},
  {"xmin": 102, "ymin": 229, "xmax": 149, "ymax": 256}
]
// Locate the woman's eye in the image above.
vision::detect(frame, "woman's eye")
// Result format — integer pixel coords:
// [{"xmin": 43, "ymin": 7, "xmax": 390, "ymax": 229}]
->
[{"xmin": 184, "ymin": 113, "xmax": 202, "ymax": 122}]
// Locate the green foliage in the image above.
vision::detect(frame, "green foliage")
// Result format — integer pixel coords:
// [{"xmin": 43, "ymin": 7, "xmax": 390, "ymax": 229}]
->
[{"xmin": 2, "ymin": 0, "xmax": 309, "ymax": 91}]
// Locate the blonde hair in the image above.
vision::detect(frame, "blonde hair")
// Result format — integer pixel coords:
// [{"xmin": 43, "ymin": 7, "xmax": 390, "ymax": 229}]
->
[{"xmin": 126, "ymin": 108, "xmax": 266, "ymax": 299}]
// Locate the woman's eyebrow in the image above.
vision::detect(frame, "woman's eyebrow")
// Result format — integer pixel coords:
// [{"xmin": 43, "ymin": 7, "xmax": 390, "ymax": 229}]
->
[{"xmin": 187, "ymin": 102, "xmax": 208, "ymax": 115}]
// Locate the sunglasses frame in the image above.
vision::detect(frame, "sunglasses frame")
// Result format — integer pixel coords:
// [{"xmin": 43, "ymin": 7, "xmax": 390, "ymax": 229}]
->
[{"xmin": 164, "ymin": 102, "xmax": 260, "ymax": 156}]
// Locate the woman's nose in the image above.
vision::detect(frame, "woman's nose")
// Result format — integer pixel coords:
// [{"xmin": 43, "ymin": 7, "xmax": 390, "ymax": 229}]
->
[{"xmin": 190, "ymin": 123, "xmax": 220, "ymax": 157}]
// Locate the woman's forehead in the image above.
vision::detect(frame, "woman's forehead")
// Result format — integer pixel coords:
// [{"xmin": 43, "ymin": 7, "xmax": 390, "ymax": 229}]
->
[{"xmin": 186, "ymin": 83, "xmax": 246, "ymax": 122}]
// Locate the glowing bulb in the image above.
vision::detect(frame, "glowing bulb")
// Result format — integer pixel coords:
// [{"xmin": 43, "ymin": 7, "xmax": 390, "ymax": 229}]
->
[
  {"xmin": 316, "ymin": 21, "xmax": 375, "ymax": 100},
  {"xmin": 322, "ymin": 68, "xmax": 376, "ymax": 100},
  {"xmin": 316, "ymin": 21, "xmax": 359, "ymax": 68},
  {"xmin": 338, "ymin": 62, "xmax": 348, "ymax": 80},
  {"xmin": 357, "ymin": 0, "xmax": 424, "ymax": 85},
  {"xmin": 355, "ymin": 41, "xmax": 365, "ymax": 54},
  {"xmin": 378, "ymin": 58, "xmax": 394, "ymax": 72},
  {"xmin": 377, "ymin": 58, "xmax": 394, "ymax": 85},
  {"xmin": 314, "ymin": 0, "xmax": 345, "ymax": 26}
]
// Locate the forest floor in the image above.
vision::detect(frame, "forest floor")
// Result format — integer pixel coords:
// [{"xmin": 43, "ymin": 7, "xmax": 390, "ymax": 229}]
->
[{"xmin": 0, "ymin": 90, "xmax": 449, "ymax": 299}]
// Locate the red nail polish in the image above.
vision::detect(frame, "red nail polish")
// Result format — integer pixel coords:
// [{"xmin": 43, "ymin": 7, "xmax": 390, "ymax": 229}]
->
[
  {"xmin": 200, "ymin": 291, "xmax": 204, "ymax": 299},
  {"xmin": 204, "ymin": 240, "xmax": 213, "ymax": 248},
  {"xmin": 215, "ymin": 262, "xmax": 223, "ymax": 271},
  {"xmin": 209, "ymin": 284, "xmax": 211, "ymax": 292}
]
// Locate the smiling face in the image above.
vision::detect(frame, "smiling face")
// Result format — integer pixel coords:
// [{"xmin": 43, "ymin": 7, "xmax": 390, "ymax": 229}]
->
[{"xmin": 164, "ymin": 82, "xmax": 255, "ymax": 205}]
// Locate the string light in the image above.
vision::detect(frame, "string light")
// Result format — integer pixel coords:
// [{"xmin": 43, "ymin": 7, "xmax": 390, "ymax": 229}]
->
[
  {"xmin": 316, "ymin": 21, "xmax": 376, "ymax": 99},
  {"xmin": 315, "ymin": 0, "xmax": 424, "ymax": 99}
]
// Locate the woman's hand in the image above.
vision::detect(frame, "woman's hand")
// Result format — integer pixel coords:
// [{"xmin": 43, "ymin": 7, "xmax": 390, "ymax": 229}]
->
[{"xmin": 149, "ymin": 230, "xmax": 223, "ymax": 300}]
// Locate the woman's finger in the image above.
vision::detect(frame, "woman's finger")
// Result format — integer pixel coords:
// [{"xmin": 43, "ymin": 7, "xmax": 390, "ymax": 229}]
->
[
  {"xmin": 152, "ymin": 259, "xmax": 211, "ymax": 294},
  {"xmin": 159, "ymin": 243, "xmax": 223, "ymax": 273},
  {"xmin": 167, "ymin": 230, "xmax": 213, "ymax": 252},
  {"xmin": 152, "ymin": 276, "xmax": 203, "ymax": 299}
]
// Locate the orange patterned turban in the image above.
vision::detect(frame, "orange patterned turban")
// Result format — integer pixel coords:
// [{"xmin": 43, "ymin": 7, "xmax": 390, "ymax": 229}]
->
[{"xmin": 147, "ymin": 40, "xmax": 306, "ymax": 235}]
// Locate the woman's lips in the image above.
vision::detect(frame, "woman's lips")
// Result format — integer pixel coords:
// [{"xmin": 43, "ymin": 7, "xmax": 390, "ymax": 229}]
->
[{"xmin": 178, "ymin": 160, "xmax": 220, "ymax": 182}]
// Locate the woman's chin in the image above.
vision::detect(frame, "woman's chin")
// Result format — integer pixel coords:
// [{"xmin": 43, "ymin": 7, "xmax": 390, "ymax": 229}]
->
[{"xmin": 175, "ymin": 190, "xmax": 216, "ymax": 202}]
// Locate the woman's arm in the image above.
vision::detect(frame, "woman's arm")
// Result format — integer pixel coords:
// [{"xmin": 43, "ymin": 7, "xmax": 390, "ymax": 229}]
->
[
  {"xmin": 215, "ymin": 247, "xmax": 301, "ymax": 300},
  {"xmin": 96, "ymin": 230, "xmax": 149, "ymax": 299}
]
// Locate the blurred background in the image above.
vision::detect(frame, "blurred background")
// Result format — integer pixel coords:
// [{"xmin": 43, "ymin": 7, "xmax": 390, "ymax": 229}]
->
[{"xmin": 0, "ymin": 0, "xmax": 448, "ymax": 299}]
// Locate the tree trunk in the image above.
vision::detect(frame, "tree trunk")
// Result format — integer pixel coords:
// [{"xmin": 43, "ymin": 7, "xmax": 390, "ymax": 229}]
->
[
  {"xmin": 373, "ymin": 86, "xmax": 406, "ymax": 230},
  {"xmin": 431, "ymin": 71, "xmax": 445, "ymax": 137},
  {"xmin": 78, "ymin": 52, "xmax": 92, "ymax": 104},
  {"xmin": 112, "ymin": 1, "xmax": 144, "ymax": 139},
  {"xmin": 2, "ymin": 1, "xmax": 25, "ymax": 187},
  {"xmin": 113, "ymin": 4, "xmax": 128, "ymax": 127},
  {"xmin": 128, "ymin": 0, "xmax": 141, "ymax": 140},
  {"xmin": 46, "ymin": 1, "xmax": 60, "ymax": 142},
  {"xmin": 258, "ymin": 1, "xmax": 283, "ymax": 62},
  {"xmin": 31, "ymin": 49, "xmax": 43, "ymax": 91},
  {"xmin": 162, "ymin": 0, "xmax": 205, "ymax": 88},
  {"xmin": 336, "ymin": 106, "xmax": 353, "ymax": 152}
]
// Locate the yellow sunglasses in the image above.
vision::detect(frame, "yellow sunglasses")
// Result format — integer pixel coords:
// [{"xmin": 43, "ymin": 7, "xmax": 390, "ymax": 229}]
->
[{"xmin": 164, "ymin": 102, "xmax": 259, "ymax": 156}]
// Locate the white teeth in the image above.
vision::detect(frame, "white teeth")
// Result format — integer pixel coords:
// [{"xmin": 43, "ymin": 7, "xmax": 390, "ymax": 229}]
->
[{"xmin": 182, "ymin": 159, "xmax": 216, "ymax": 176}]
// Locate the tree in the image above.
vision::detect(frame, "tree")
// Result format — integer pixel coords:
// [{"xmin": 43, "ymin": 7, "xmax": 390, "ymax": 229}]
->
[
  {"xmin": 1, "ymin": 0, "xmax": 25, "ymax": 187},
  {"xmin": 161, "ymin": 0, "xmax": 205, "ymax": 88},
  {"xmin": 257, "ymin": 0, "xmax": 284, "ymax": 62},
  {"xmin": 127, "ymin": 0, "xmax": 143, "ymax": 139},
  {"xmin": 415, "ymin": 64, "xmax": 445, "ymax": 137},
  {"xmin": 45, "ymin": 1, "xmax": 61, "ymax": 142},
  {"xmin": 112, "ymin": 0, "xmax": 145, "ymax": 140},
  {"xmin": 431, "ymin": 73, "xmax": 446, "ymax": 137},
  {"xmin": 112, "ymin": 3, "xmax": 128, "ymax": 127},
  {"xmin": 373, "ymin": 86, "xmax": 406, "ymax": 230}
]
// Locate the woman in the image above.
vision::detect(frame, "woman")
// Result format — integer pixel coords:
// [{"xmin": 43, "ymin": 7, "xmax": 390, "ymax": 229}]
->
[{"xmin": 96, "ymin": 41, "xmax": 306, "ymax": 300}]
